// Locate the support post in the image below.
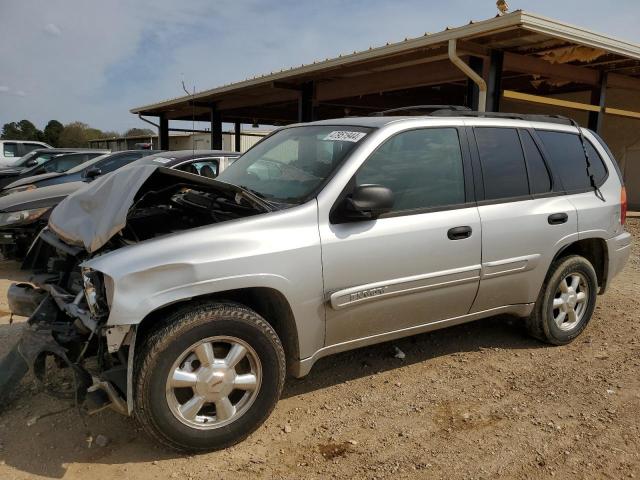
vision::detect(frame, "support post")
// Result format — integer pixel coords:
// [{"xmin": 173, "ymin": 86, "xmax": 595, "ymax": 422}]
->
[
  {"xmin": 210, "ymin": 107, "xmax": 222, "ymax": 150},
  {"xmin": 466, "ymin": 56, "xmax": 484, "ymax": 111},
  {"xmin": 234, "ymin": 122, "xmax": 242, "ymax": 152},
  {"xmin": 588, "ymin": 72, "xmax": 608, "ymax": 133},
  {"xmin": 159, "ymin": 115, "xmax": 169, "ymax": 150},
  {"xmin": 298, "ymin": 82, "xmax": 315, "ymax": 122},
  {"xmin": 486, "ymin": 50, "xmax": 504, "ymax": 112}
]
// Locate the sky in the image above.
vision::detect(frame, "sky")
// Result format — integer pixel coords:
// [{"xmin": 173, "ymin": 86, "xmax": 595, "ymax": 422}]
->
[{"xmin": 1, "ymin": 0, "xmax": 640, "ymax": 133}]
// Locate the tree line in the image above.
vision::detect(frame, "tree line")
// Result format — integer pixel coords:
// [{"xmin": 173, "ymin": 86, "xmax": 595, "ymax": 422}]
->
[{"xmin": 0, "ymin": 119, "xmax": 155, "ymax": 148}]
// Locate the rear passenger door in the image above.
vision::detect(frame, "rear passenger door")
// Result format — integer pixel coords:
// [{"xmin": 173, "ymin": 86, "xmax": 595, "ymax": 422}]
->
[{"xmin": 469, "ymin": 126, "xmax": 578, "ymax": 313}]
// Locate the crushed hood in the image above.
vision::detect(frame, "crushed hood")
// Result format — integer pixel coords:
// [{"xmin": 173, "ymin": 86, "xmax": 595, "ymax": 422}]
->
[{"xmin": 48, "ymin": 164, "xmax": 272, "ymax": 254}]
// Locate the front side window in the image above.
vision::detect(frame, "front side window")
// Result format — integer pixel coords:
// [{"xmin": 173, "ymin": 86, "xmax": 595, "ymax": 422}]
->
[
  {"xmin": 475, "ymin": 127, "xmax": 529, "ymax": 200},
  {"xmin": 537, "ymin": 131, "xmax": 607, "ymax": 191},
  {"xmin": 3, "ymin": 143, "xmax": 17, "ymax": 157},
  {"xmin": 23, "ymin": 143, "xmax": 44, "ymax": 154},
  {"xmin": 355, "ymin": 128, "xmax": 465, "ymax": 212},
  {"xmin": 218, "ymin": 126, "xmax": 372, "ymax": 203}
]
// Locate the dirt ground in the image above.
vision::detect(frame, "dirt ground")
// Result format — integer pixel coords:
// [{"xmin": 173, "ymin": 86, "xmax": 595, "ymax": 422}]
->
[{"xmin": 0, "ymin": 222, "xmax": 638, "ymax": 480}]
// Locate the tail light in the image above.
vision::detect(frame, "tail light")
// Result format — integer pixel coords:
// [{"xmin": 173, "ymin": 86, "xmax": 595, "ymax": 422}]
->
[{"xmin": 621, "ymin": 186, "xmax": 628, "ymax": 225}]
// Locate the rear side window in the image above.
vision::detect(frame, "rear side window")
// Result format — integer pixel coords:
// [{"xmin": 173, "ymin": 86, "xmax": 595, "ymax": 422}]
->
[
  {"xmin": 356, "ymin": 128, "xmax": 465, "ymax": 212},
  {"xmin": 474, "ymin": 128, "xmax": 529, "ymax": 200},
  {"xmin": 3, "ymin": 143, "xmax": 18, "ymax": 157},
  {"xmin": 520, "ymin": 131, "xmax": 552, "ymax": 194},
  {"xmin": 537, "ymin": 131, "xmax": 607, "ymax": 191}
]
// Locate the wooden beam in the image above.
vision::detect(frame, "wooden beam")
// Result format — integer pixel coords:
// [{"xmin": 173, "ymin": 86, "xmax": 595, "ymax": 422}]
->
[
  {"xmin": 503, "ymin": 52, "xmax": 600, "ymax": 86},
  {"xmin": 605, "ymin": 107, "xmax": 640, "ymax": 119},
  {"xmin": 316, "ymin": 60, "xmax": 466, "ymax": 101},
  {"xmin": 503, "ymin": 90, "xmax": 601, "ymax": 112}
]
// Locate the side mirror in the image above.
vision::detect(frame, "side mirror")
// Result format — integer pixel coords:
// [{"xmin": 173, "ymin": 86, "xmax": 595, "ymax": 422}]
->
[
  {"xmin": 84, "ymin": 167, "xmax": 102, "ymax": 179},
  {"xmin": 25, "ymin": 159, "xmax": 37, "ymax": 167},
  {"xmin": 341, "ymin": 184, "xmax": 394, "ymax": 220}
]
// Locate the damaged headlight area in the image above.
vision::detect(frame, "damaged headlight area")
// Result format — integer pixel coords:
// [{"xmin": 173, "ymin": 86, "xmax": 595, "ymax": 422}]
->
[
  {"xmin": 0, "ymin": 231, "xmax": 130, "ymax": 416},
  {"xmin": 82, "ymin": 268, "xmax": 111, "ymax": 316},
  {"xmin": 0, "ymin": 207, "xmax": 49, "ymax": 227}
]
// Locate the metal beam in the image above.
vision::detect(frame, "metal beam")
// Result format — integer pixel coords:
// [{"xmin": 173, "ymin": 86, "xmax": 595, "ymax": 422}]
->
[
  {"xmin": 465, "ymin": 55, "xmax": 485, "ymax": 111},
  {"xmin": 234, "ymin": 122, "xmax": 242, "ymax": 152},
  {"xmin": 210, "ymin": 107, "xmax": 222, "ymax": 150},
  {"xmin": 159, "ymin": 115, "xmax": 169, "ymax": 150},
  {"xmin": 298, "ymin": 81, "xmax": 315, "ymax": 122},
  {"xmin": 588, "ymin": 73, "xmax": 608, "ymax": 133},
  {"xmin": 486, "ymin": 50, "xmax": 504, "ymax": 112}
]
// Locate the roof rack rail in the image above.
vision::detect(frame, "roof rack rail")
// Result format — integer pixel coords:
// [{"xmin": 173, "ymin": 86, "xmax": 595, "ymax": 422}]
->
[
  {"xmin": 370, "ymin": 105, "xmax": 470, "ymax": 117},
  {"xmin": 428, "ymin": 110, "xmax": 575, "ymax": 126}
]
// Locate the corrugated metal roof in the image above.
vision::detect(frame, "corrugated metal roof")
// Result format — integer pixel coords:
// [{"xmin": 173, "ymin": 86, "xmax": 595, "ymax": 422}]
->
[{"xmin": 130, "ymin": 10, "xmax": 640, "ymax": 115}]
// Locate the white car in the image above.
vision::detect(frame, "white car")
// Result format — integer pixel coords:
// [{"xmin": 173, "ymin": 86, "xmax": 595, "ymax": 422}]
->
[{"xmin": 0, "ymin": 140, "xmax": 51, "ymax": 166}]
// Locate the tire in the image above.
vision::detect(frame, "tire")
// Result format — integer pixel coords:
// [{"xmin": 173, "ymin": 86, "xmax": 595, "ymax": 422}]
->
[
  {"xmin": 134, "ymin": 302, "xmax": 286, "ymax": 452},
  {"xmin": 526, "ymin": 255, "xmax": 598, "ymax": 345}
]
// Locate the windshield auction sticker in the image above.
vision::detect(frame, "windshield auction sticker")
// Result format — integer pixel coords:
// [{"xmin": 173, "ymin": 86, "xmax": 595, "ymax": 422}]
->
[{"xmin": 323, "ymin": 131, "xmax": 367, "ymax": 143}]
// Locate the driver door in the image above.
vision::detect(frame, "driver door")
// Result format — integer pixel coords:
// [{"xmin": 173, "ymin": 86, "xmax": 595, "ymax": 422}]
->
[{"xmin": 320, "ymin": 127, "xmax": 482, "ymax": 346}]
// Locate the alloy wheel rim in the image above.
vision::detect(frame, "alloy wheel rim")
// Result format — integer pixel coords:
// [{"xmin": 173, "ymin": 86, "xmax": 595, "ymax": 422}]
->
[
  {"xmin": 165, "ymin": 336, "xmax": 262, "ymax": 430},
  {"xmin": 552, "ymin": 272, "xmax": 589, "ymax": 331}
]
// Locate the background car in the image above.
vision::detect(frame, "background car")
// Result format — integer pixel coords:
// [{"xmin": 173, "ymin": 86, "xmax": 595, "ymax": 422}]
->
[
  {"xmin": 2, "ymin": 150, "xmax": 161, "ymax": 194},
  {"xmin": 0, "ymin": 150, "xmax": 238, "ymax": 258},
  {"xmin": 0, "ymin": 140, "xmax": 51, "ymax": 166},
  {"xmin": 0, "ymin": 150, "xmax": 109, "ymax": 188}
]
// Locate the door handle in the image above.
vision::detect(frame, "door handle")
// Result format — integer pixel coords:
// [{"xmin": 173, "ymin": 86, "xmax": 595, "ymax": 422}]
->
[
  {"xmin": 447, "ymin": 226, "xmax": 472, "ymax": 240},
  {"xmin": 548, "ymin": 213, "xmax": 569, "ymax": 225}
]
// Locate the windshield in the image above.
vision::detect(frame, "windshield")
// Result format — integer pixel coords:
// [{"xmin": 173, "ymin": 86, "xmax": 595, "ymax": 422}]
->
[{"xmin": 217, "ymin": 125, "xmax": 372, "ymax": 203}]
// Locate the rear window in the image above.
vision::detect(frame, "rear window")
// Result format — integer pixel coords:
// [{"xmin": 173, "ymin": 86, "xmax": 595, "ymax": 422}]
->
[
  {"xmin": 474, "ymin": 127, "xmax": 529, "ymax": 200},
  {"xmin": 537, "ymin": 131, "xmax": 607, "ymax": 191}
]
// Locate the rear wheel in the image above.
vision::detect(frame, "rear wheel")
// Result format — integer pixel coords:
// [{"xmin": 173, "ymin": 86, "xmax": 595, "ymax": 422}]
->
[
  {"xmin": 134, "ymin": 302, "xmax": 286, "ymax": 452},
  {"xmin": 526, "ymin": 255, "xmax": 598, "ymax": 345}
]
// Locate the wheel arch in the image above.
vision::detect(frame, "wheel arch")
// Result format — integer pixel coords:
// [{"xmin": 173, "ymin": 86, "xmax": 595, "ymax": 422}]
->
[
  {"xmin": 551, "ymin": 237, "xmax": 608, "ymax": 293},
  {"xmin": 134, "ymin": 287, "xmax": 301, "ymax": 376}
]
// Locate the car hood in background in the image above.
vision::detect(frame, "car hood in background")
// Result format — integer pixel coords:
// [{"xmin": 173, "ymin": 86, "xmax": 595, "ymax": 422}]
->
[
  {"xmin": 0, "ymin": 167, "xmax": 25, "ymax": 176},
  {"xmin": 48, "ymin": 164, "xmax": 272, "ymax": 254},
  {"xmin": 0, "ymin": 181, "xmax": 86, "ymax": 212},
  {"xmin": 4, "ymin": 172, "xmax": 65, "ymax": 190}
]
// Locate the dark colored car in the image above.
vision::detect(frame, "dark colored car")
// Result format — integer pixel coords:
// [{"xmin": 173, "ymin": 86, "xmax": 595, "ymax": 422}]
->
[
  {"xmin": 0, "ymin": 150, "xmax": 109, "ymax": 189},
  {"xmin": 0, "ymin": 150, "xmax": 237, "ymax": 258},
  {"xmin": 2, "ymin": 150, "xmax": 162, "ymax": 194}
]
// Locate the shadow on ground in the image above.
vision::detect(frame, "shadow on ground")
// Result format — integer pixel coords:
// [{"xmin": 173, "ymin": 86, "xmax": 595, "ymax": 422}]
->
[{"xmin": 0, "ymin": 314, "xmax": 545, "ymax": 478}]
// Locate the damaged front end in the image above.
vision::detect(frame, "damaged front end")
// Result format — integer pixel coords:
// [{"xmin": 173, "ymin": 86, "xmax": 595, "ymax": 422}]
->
[
  {"xmin": 0, "ymin": 165, "xmax": 272, "ymax": 416},
  {"xmin": 0, "ymin": 232, "xmax": 129, "ymax": 415}
]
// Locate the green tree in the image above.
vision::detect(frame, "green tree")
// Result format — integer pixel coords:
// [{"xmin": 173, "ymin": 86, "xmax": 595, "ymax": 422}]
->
[
  {"xmin": 58, "ymin": 122, "xmax": 92, "ymax": 147},
  {"xmin": 124, "ymin": 127, "xmax": 154, "ymax": 137},
  {"xmin": 1, "ymin": 120, "xmax": 43, "ymax": 141},
  {"xmin": 43, "ymin": 120, "xmax": 64, "ymax": 147}
]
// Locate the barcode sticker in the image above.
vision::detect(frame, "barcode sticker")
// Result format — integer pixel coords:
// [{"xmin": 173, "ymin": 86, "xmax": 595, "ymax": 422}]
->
[
  {"xmin": 153, "ymin": 157, "xmax": 173, "ymax": 164},
  {"xmin": 323, "ymin": 131, "xmax": 367, "ymax": 143}
]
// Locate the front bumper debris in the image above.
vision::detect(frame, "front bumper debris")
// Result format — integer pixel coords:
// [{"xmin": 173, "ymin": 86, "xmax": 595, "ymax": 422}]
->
[{"xmin": 0, "ymin": 284, "xmax": 128, "ymax": 415}]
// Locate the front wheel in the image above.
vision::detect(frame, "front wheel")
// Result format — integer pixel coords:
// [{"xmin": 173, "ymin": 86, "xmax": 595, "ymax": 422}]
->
[
  {"xmin": 526, "ymin": 255, "xmax": 598, "ymax": 345},
  {"xmin": 134, "ymin": 302, "xmax": 286, "ymax": 452}
]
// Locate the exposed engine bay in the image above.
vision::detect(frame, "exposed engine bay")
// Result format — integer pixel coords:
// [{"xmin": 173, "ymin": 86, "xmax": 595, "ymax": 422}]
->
[{"xmin": 0, "ymin": 166, "xmax": 273, "ymax": 414}]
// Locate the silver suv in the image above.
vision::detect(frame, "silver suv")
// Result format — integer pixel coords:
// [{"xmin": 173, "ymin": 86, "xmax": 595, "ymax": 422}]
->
[{"xmin": 2, "ymin": 111, "xmax": 631, "ymax": 452}]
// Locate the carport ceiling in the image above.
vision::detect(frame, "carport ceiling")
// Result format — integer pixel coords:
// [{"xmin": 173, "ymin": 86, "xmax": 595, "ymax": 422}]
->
[{"xmin": 131, "ymin": 10, "xmax": 640, "ymax": 124}]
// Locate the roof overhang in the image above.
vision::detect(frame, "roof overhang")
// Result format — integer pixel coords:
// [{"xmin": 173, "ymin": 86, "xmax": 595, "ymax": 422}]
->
[{"xmin": 130, "ymin": 10, "xmax": 640, "ymax": 123}]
